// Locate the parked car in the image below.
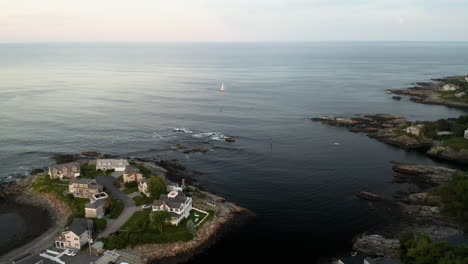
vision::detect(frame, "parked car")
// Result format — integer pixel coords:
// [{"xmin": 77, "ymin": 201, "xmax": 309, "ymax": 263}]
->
[
  {"xmin": 64, "ymin": 249, "xmax": 77, "ymax": 256},
  {"xmin": 141, "ymin": 204, "xmax": 151, "ymax": 209}
]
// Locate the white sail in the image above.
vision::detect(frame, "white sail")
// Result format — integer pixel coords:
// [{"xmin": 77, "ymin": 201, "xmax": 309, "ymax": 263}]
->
[{"xmin": 220, "ymin": 83, "xmax": 225, "ymax": 91}]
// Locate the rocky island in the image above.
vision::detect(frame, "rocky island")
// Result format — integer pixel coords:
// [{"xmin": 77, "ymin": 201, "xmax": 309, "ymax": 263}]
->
[
  {"xmin": 0, "ymin": 153, "xmax": 253, "ymax": 264},
  {"xmin": 312, "ymin": 114, "xmax": 468, "ymax": 165}
]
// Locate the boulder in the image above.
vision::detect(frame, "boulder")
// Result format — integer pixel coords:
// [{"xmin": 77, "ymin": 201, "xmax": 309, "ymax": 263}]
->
[
  {"xmin": 392, "ymin": 164, "xmax": 459, "ymax": 187},
  {"xmin": 353, "ymin": 234, "xmax": 399, "ymax": 257}
]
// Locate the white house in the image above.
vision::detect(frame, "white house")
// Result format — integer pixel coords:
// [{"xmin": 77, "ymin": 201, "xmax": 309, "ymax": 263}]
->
[
  {"xmin": 96, "ymin": 159, "xmax": 129, "ymax": 172},
  {"xmin": 404, "ymin": 124, "xmax": 424, "ymax": 136},
  {"xmin": 441, "ymin": 84, "xmax": 458, "ymax": 91},
  {"xmin": 55, "ymin": 218, "xmax": 92, "ymax": 250},
  {"xmin": 465, "ymin": 76, "xmax": 468, "ymax": 82},
  {"xmin": 464, "ymin": 129, "xmax": 468, "ymax": 139},
  {"xmin": 152, "ymin": 191, "xmax": 192, "ymax": 226},
  {"xmin": 138, "ymin": 178, "xmax": 150, "ymax": 197}
]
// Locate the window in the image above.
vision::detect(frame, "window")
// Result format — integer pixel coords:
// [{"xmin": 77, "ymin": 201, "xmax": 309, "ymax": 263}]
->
[
  {"xmin": 72, "ymin": 166, "xmax": 77, "ymax": 172},
  {"xmin": 75, "ymin": 243, "xmax": 79, "ymax": 247},
  {"xmin": 74, "ymin": 237, "xmax": 78, "ymax": 240}
]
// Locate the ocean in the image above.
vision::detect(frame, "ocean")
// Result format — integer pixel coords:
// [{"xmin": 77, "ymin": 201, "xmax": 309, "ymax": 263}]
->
[{"xmin": 1, "ymin": 42, "xmax": 467, "ymax": 262}]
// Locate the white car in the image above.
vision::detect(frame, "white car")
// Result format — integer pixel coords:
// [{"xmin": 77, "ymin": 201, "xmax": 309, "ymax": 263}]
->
[
  {"xmin": 64, "ymin": 249, "xmax": 77, "ymax": 256},
  {"xmin": 141, "ymin": 204, "xmax": 151, "ymax": 209}
]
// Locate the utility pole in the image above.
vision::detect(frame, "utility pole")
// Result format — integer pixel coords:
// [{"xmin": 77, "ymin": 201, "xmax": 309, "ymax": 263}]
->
[{"xmin": 87, "ymin": 220, "xmax": 94, "ymax": 255}]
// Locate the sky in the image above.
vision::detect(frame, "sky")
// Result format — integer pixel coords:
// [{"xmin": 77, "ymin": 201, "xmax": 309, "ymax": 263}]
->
[{"xmin": 1, "ymin": 0, "xmax": 467, "ymax": 42}]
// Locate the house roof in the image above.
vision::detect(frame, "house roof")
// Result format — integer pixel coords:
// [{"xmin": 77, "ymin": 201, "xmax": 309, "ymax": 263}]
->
[
  {"xmin": 49, "ymin": 162, "xmax": 81, "ymax": 172},
  {"xmin": 124, "ymin": 165, "xmax": 140, "ymax": 174},
  {"xmin": 65, "ymin": 218, "xmax": 90, "ymax": 236},
  {"xmin": 70, "ymin": 178, "xmax": 96, "ymax": 185},
  {"xmin": 153, "ymin": 191, "xmax": 188, "ymax": 209},
  {"xmin": 97, "ymin": 159, "xmax": 129, "ymax": 167},
  {"xmin": 85, "ymin": 199, "xmax": 107, "ymax": 209}
]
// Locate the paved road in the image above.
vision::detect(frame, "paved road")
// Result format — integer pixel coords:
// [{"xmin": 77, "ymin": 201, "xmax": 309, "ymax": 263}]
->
[
  {"xmin": 96, "ymin": 175, "xmax": 135, "ymax": 207},
  {"xmin": 96, "ymin": 175, "xmax": 139, "ymax": 237}
]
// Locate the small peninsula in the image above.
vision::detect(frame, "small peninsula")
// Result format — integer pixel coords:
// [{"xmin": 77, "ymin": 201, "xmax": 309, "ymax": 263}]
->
[
  {"xmin": 391, "ymin": 75, "xmax": 468, "ymax": 108},
  {"xmin": 0, "ymin": 153, "xmax": 252, "ymax": 264}
]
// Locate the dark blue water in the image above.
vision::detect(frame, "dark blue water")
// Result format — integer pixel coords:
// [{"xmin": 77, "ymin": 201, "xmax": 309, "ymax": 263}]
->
[{"xmin": 1, "ymin": 42, "xmax": 467, "ymax": 262}]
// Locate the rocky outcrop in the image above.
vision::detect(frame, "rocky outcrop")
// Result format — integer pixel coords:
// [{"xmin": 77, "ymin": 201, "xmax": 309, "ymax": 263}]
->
[
  {"xmin": 391, "ymin": 75, "xmax": 468, "ymax": 109},
  {"xmin": 355, "ymin": 192, "xmax": 386, "ymax": 201},
  {"xmin": 426, "ymin": 144, "xmax": 468, "ymax": 164},
  {"xmin": 183, "ymin": 148, "xmax": 209, "ymax": 154},
  {"xmin": 392, "ymin": 164, "xmax": 458, "ymax": 187},
  {"xmin": 408, "ymin": 192, "xmax": 439, "ymax": 206},
  {"xmin": 368, "ymin": 129, "xmax": 432, "ymax": 150},
  {"xmin": 353, "ymin": 234, "xmax": 399, "ymax": 258}
]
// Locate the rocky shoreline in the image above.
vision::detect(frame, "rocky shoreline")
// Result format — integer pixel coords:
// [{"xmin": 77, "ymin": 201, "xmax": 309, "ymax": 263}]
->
[
  {"xmin": 312, "ymin": 114, "xmax": 468, "ymax": 165},
  {"xmin": 351, "ymin": 163, "xmax": 464, "ymax": 258},
  {"xmin": 390, "ymin": 75, "xmax": 468, "ymax": 109},
  {"xmin": 0, "ymin": 172, "xmax": 71, "ymax": 261},
  {"xmin": 0, "ymin": 153, "xmax": 252, "ymax": 264}
]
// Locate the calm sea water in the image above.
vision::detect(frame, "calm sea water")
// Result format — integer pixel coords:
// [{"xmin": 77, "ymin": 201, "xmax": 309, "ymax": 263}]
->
[{"xmin": 1, "ymin": 42, "xmax": 467, "ymax": 262}]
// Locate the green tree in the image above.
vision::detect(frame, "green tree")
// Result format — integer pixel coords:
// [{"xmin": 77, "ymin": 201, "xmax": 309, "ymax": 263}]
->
[
  {"xmin": 150, "ymin": 211, "xmax": 170, "ymax": 233},
  {"xmin": 147, "ymin": 176, "xmax": 167, "ymax": 199},
  {"xmin": 92, "ymin": 218, "xmax": 107, "ymax": 232}
]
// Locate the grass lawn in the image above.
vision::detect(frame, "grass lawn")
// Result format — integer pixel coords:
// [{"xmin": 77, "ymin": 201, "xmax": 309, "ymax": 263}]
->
[
  {"xmin": 107, "ymin": 196, "xmax": 124, "ymax": 219},
  {"xmin": 101, "ymin": 209, "xmax": 193, "ymax": 249},
  {"xmin": 188, "ymin": 209, "xmax": 209, "ymax": 228},
  {"xmin": 31, "ymin": 174, "xmax": 88, "ymax": 223},
  {"xmin": 442, "ymin": 137, "xmax": 468, "ymax": 151},
  {"xmin": 80, "ymin": 164, "xmax": 109, "ymax": 179},
  {"xmin": 133, "ymin": 196, "xmax": 153, "ymax": 206},
  {"xmin": 123, "ymin": 187, "xmax": 138, "ymax": 194}
]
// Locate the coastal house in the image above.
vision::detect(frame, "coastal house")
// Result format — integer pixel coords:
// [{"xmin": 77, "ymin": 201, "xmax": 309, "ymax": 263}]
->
[
  {"xmin": 55, "ymin": 218, "xmax": 92, "ymax": 250},
  {"xmin": 138, "ymin": 178, "xmax": 150, "ymax": 197},
  {"xmin": 85, "ymin": 192, "xmax": 108, "ymax": 218},
  {"xmin": 404, "ymin": 124, "xmax": 424, "ymax": 136},
  {"xmin": 436, "ymin": 131, "xmax": 453, "ymax": 136},
  {"xmin": 123, "ymin": 165, "xmax": 143, "ymax": 183},
  {"xmin": 455, "ymin": 91, "xmax": 466, "ymax": 98},
  {"xmin": 69, "ymin": 178, "xmax": 103, "ymax": 199},
  {"xmin": 49, "ymin": 162, "xmax": 80, "ymax": 180},
  {"xmin": 464, "ymin": 129, "xmax": 468, "ymax": 139},
  {"xmin": 441, "ymin": 83, "xmax": 458, "ymax": 91},
  {"xmin": 85, "ymin": 199, "xmax": 107, "ymax": 219},
  {"xmin": 152, "ymin": 190, "xmax": 192, "ymax": 226},
  {"xmin": 96, "ymin": 159, "xmax": 129, "ymax": 172},
  {"xmin": 465, "ymin": 76, "xmax": 468, "ymax": 82}
]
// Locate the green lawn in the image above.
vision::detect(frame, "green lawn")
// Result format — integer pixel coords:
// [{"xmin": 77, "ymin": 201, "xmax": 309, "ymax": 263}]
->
[
  {"xmin": 132, "ymin": 196, "xmax": 153, "ymax": 206},
  {"xmin": 31, "ymin": 174, "xmax": 88, "ymax": 223},
  {"xmin": 123, "ymin": 187, "xmax": 138, "ymax": 194},
  {"xmin": 107, "ymin": 196, "xmax": 124, "ymax": 219},
  {"xmin": 442, "ymin": 137, "xmax": 468, "ymax": 151},
  {"xmin": 188, "ymin": 210, "xmax": 209, "ymax": 228},
  {"xmin": 101, "ymin": 209, "xmax": 194, "ymax": 249}
]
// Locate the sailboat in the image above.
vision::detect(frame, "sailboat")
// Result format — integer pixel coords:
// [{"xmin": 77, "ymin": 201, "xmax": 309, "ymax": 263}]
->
[{"xmin": 220, "ymin": 83, "xmax": 225, "ymax": 91}]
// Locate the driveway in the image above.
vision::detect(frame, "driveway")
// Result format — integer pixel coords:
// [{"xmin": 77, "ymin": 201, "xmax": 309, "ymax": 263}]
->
[
  {"xmin": 96, "ymin": 175, "xmax": 135, "ymax": 207},
  {"xmin": 96, "ymin": 175, "xmax": 140, "ymax": 237},
  {"xmin": 100, "ymin": 206, "xmax": 139, "ymax": 237}
]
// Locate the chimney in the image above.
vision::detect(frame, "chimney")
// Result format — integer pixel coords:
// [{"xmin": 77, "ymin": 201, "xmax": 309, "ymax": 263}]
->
[{"xmin": 182, "ymin": 179, "xmax": 186, "ymax": 188}]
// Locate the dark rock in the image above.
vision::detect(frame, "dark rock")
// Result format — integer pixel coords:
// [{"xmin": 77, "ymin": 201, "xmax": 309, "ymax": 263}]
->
[
  {"xmin": 355, "ymin": 191, "xmax": 386, "ymax": 201},
  {"xmin": 183, "ymin": 148, "xmax": 209, "ymax": 154},
  {"xmin": 51, "ymin": 154, "xmax": 81, "ymax": 164},
  {"xmin": 30, "ymin": 168, "xmax": 45, "ymax": 175},
  {"xmin": 392, "ymin": 163, "xmax": 459, "ymax": 188},
  {"xmin": 81, "ymin": 151, "xmax": 100, "ymax": 156},
  {"xmin": 392, "ymin": 96, "xmax": 402, "ymax": 100},
  {"xmin": 225, "ymin": 138, "xmax": 236, "ymax": 142}
]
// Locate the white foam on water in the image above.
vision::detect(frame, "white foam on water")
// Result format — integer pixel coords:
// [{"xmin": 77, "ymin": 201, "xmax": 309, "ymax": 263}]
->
[{"xmin": 172, "ymin": 128, "xmax": 193, "ymax": 133}]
